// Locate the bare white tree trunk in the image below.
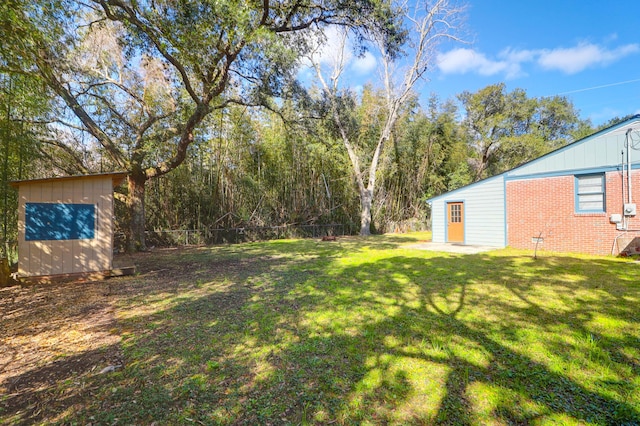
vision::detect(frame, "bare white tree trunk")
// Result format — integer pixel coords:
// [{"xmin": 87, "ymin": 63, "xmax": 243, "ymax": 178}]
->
[{"xmin": 311, "ymin": 0, "xmax": 465, "ymax": 235}]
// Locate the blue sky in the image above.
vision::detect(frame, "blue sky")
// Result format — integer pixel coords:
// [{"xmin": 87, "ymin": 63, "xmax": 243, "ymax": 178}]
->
[
  {"xmin": 431, "ymin": 0, "xmax": 640, "ymax": 125},
  {"xmin": 306, "ymin": 1, "xmax": 640, "ymax": 126}
]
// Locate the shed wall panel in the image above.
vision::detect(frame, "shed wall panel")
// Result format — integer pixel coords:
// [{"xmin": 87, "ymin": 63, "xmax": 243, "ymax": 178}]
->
[
  {"xmin": 431, "ymin": 199, "xmax": 446, "ymax": 243},
  {"xmin": 62, "ymin": 238, "xmax": 74, "ymax": 274},
  {"xmin": 462, "ymin": 176, "xmax": 505, "ymax": 247},
  {"xmin": 50, "ymin": 240, "xmax": 63, "ymax": 275},
  {"xmin": 17, "ymin": 189, "xmax": 25, "ymax": 276}
]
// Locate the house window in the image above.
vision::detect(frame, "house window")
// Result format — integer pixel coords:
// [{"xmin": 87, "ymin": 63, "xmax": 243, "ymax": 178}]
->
[{"xmin": 576, "ymin": 174, "xmax": 605, "ymax": 212}]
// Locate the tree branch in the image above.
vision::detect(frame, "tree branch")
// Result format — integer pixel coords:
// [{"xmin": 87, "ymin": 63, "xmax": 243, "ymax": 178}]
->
[
  {"xmin": 95, "ymin": 0, "xmax": 202, "ymax": 105},
  {"xmin": 34, "ymin": 51, "xmax": 128, "ymax": 169},
  {"xmin": 38, "ymin": 138, "xmax": 90, "ymax": 174}
]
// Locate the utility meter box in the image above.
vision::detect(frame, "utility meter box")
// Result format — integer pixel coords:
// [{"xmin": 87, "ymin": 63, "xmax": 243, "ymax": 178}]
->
[
  {"xmin": 624, "ymin": 203, "xmax": 637, "ymax": 216},
  {"xmin": 610, "ymin": 213, "xmax": 622, "ymax": 223}
]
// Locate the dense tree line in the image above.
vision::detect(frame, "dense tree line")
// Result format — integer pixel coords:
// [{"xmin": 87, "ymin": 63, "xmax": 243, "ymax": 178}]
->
[
  {"xmin": 139, "ymin": 84, "xmax": 593, "ymax": 241},
  {"xmin": 0, "ymin": 0, "xmax": 606, "ymax": 253},
  {"xmin": 0, "ymin": 72, "xmax": 59, "ymax": 259}
]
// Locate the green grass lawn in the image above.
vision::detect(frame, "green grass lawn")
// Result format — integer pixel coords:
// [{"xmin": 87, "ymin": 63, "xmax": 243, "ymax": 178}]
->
[{"xmin": 5, "ymin": 232, "xmax": 640, "ymax": 425}]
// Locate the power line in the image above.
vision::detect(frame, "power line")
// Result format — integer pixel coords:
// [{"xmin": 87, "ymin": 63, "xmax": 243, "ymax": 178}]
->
[{"xmin": 556, "ymin": 78, "xmax": 640, "ymax": 95}]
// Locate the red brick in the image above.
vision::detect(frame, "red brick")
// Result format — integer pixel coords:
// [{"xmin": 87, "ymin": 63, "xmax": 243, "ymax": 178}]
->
[{"xmin": 506, "ymin": 170, "xmax": 640, "ymax": 255}]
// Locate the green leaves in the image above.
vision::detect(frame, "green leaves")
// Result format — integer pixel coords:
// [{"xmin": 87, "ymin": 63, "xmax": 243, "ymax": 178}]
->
[
  {"xmin": 0, "ymin": 72, "xmax": 52, "ymax": 256},
  {"xmin": 1, "ymin": 0, "xmax": 404, "ymax": 249},
  {"xmin": 459, "ymin": 83, "xmax": 589, "ymax": 180}
]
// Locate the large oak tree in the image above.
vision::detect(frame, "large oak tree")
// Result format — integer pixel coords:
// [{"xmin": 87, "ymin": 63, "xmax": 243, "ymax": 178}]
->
[
  {"xmin": 458, "ymin": 83, "xmax": 587, "ymax": 181},
  {"xmin": 1, "ymin": 0, "xmax": 401, "ymax": 250}
]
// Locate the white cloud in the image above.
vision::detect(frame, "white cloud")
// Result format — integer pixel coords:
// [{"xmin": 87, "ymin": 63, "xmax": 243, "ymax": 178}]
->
[
  {"xmin": 309, "ymin": 26, "xmax": 353, "ymax": 67},
  {"xmin": 437, "ymin": 48, "xmax": 512, "ymax": 76},
  {"xmin": 299, "ymin": 26, "xmax": 379, "ymax": 79},
  {"xmin": 538, "ymin": 43, "xmax": 640, "ymax": 74},
  {"xmin": 499, "ymin": 47, "xmax": 536, "ymax": 64},
  {"xmin": 437, "ymin": 42, "xmax": 640, "ymax": 78},
  {"xmin": 351, "ymin": 51, "xmax": 377, "ymax": 75}
]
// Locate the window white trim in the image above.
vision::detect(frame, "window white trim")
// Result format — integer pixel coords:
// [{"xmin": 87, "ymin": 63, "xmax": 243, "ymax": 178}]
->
[{"xmin": 575, "ymin": 174, "xmax": 605, "ymax": 213}]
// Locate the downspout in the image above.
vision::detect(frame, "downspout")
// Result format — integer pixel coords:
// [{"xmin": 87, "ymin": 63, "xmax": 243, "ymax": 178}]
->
[
  {"xmin": 613, "ymin": 129, "xmax": 640, "ymax": 255},
  {"xmin": 626, "ymin": 129, "xmax": 633, "ymax": 204},
  {"xmin": 620, "ymin": 149, "xmax": 628, "ymax": 231}
]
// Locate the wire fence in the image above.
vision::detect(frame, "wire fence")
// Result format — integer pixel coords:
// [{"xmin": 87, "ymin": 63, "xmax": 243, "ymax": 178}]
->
[
  {"xmin": 6, "ymin": 218, "xmax": 431, "ymax": 254},
  {"xmin": 140, "ymin": 223, "xmax": 347, "ymax": 248},
  {"xmin": 382, "ymin": 218, "xmax": 431, "ymax": 234}
]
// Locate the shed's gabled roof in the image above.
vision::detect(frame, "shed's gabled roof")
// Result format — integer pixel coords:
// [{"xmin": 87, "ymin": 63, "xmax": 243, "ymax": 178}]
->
[
  {"xmin": 10, "ymin": 172, "xmax": 128, "ymax": 188},
  {"xmin": 427, "ymin": 114, "xmax": 640, "ymax": 203}
]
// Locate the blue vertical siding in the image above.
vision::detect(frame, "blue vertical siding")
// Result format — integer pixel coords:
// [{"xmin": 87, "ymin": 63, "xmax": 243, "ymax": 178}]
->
[
  {"xmin": 431, "ymin": 199, "xmax": 446, "ymax": 243},
  {"xmin": 460, "ymin": 176, "xmax": 505, "ymax": 246},
  {"xmin": 507, "ymin": 121, "xmax": 640, "ymax": 178},
  {"xmin": 429, "ymin": 175, "xmax": 506, "ymax": 247}
]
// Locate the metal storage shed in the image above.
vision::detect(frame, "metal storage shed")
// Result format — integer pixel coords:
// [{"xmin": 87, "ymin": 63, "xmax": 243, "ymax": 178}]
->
[{"xmin": 11, "ymin": 172, "xmax": 127, "ymax": 280}]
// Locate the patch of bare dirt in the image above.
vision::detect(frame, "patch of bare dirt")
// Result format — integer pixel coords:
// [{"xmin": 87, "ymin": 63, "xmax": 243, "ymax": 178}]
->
[
  {"xmin": 0, "ymin": 278, "xmax": 122, "ymax": 424},
  {"xmin": 0, "ymin": 247, "xmax": 260, "ymax": 423}
]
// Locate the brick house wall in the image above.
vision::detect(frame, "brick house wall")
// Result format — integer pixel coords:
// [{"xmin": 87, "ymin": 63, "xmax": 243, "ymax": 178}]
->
[{"xmin": 506, "ymin": 169, "xmax": 640, "ymax": 255}]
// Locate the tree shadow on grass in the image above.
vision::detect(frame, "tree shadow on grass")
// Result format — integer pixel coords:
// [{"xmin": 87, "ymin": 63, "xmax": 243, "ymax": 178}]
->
[
  {"xmin": 96, "ymin": 253, "xmax": 640, "ymax": 423},
  {"xmin": 280, "ymin": 252, "xmax": 637, "ymax": 424},
  {"xmin": 10, "ymin": 245, "xmax": 637, "ymax": 424},
  {"xmin": 0, "ymin": 246, "xmax": 305, "ymax": 425}
]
